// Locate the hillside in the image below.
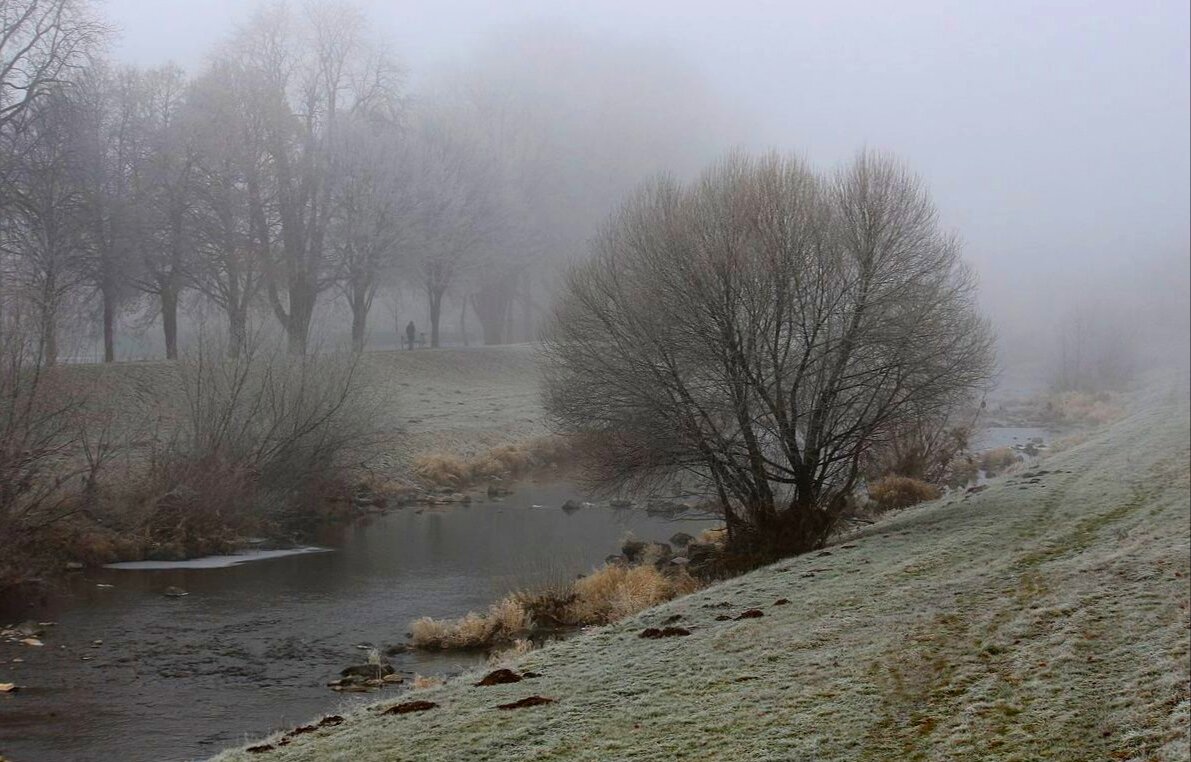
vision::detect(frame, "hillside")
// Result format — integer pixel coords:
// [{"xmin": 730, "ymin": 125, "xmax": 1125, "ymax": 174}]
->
[{"xmin": 215, "ymin": 381, "xmax": 1190, "ymax": 761}]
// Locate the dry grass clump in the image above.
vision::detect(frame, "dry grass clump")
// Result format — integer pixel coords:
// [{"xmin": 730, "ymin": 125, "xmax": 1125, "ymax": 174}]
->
[
  {"xmin": 411, "ymin": 453, "xmax": 471, "ymax": 486},
  {"xmin": 979, "ymin": 447, "xmax": 1020, "ymax": 475},
  {"xmin": 1047, "ymin": 391, "xmax": 1125, "ymax": 427},
  {"xmin": 409, "ymin": 562, "xmax": 703, "ymax": 650},
  {"xmin": 411, "ymin": 435, "xmax": 582, "ymax": 489},
  {"xmin": 698, "ymin": 527, "xmax": 727, "ymax": 546},
  {"xmin": 409, "ymin": 594, "xmax": 531, "ymax": 649},
  {"xmin": 867, "ymin": 476, "xmax": 942, "ymax": 511},
  {"xmin": 945, "ymin": 456, "xmax": 980, "ymax": 487},
  {"xmin": 567, "ymin": 564, "xmax": 699, "ymax": 626},
  {"xmin": 469, "ymin": 444, "xmax": 534, "ymax": 480},
  {"xmin": 410, "ymin": 674, "xmax": 444, "ymax": 690}
]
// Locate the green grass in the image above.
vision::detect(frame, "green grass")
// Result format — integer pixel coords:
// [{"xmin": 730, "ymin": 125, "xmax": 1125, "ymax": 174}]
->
[{"xmin": 215, "ymin": 382, "xmax": 1191, "ymax": 762}]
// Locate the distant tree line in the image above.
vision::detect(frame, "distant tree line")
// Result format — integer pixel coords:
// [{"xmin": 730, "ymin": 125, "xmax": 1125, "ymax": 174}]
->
[{"xmin": 1, "ymin": 0, "xmax": 731, "ymax": 362}]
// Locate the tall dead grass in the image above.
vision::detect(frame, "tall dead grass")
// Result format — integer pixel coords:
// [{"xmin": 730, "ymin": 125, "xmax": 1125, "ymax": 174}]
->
[
  {"xmin": 979, "ymin": 447, "xmax": 1021, "ymax": 475},
  {"xmin": 867, "ymin": 476, "xmax": 942, "ymax": 511},
  {"xmin": 408, "ymin": 562, "xmax": 702, "ymax": 650},
  {"xmin": 411, "ymin": 435, "xmax": 581, "ymax": 488},
  {"xmin": 127, "ymin": 337, "xmax": 377, "ymax": 551}
]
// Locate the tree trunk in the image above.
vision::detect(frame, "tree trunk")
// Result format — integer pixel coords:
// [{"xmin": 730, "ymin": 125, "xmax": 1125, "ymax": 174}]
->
[
  {"xmin": 428, "ymin": 288, "xmax": 443, "ymax": 349},
  {"xmin": 471, "ymin": 272, "xmax": 517, "ymax": 346},
  {"xmin": 350, "ymin": 295, "xmax": 367, "ymax": 353},
  {"xmin": 161, "ymin": 285, "xmax": 179, "ymax": 360},
  {"xmin": 521, "ymin": 271, "xmax": 534, "ymax": 343},
  {"xmin": 102, "ymin": 288, "xmax": 116, "ymax": 363},
  {"xmin": 227, "ymin": 304, "xmax": 247, "ymax": 359},
  {"xmin": 286, "ymin": 280, "xmax": 315, "ymax": 355},
  {"xmin": 460, "ymin": 297, "xmax": 469, "ymax": 348},
  {"xmin": 40, "ymin": 310, "xmax": 57, "ymax": 366}
]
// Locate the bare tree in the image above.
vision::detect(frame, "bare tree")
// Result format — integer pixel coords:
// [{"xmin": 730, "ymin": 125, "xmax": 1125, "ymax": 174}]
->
[
  {"xmin": 129, "ymin": 64, "xmax": 195, "ymax": 360},
  {"xmin": 0, "ymin": 86, "xmax": 87, "ymax": 363},
  {"xmin": 185, "ymin": 62, "xmax": 265, "ymax": 358},
  {"xmin": 327, "ymin": 112, "xmax": 408, "ymax": 351},
  {"xmin": 543, "ymin": 151, "xmax": 995, "ymax": 558},
  {"xmin": 404, "ymin": 104, "xmax": 498, "ymax": 347},
  {"xmin": 73, "ymin": 64, "xmax": 143, "ymax": 362},
  {"xmin": 0, "ymin": 0, "xmax": 103, "ymax": 133},
  {"xmin": 229, "ymin": 1, "xmax": 400, "ymax": 354}
]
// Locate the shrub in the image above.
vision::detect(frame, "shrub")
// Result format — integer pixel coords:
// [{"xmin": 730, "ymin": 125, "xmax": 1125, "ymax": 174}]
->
[
  {"xmin": 411, "ymin": 453, "xmax": 470, "ymax": 486},
  {"xmin": 945, "ymin": 456, "xmax": 980, "ymax": 487},
  {"xmin": 409, "ymin": 594, "xmax": 531, "ymax": 650},
  {"xmin": 566, "ymin": 563, "xmax": 698, "ymax": 625},
  {"xmin": 412, "ymin": 435, "xmax": 584, "ymax": 489},
  {"xmin": 408, "ymin": 562, "xmax": 702, "ymax": 650},
  {"xmin": 132, "ymin": 338, "xmax": 375, "ymax": 549},
  {"xmin": 979, "ymin": 447, "xmax": 1020, "ymax": 475},
  {"xmin": 867, "ymin": 476, "xmax": 942, "ymax": 511}
]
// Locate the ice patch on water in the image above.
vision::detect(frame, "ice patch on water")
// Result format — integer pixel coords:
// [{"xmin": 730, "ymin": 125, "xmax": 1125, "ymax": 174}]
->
[{"xmin": 104, "ymin": 547, "xmax": 331, "ymax": 570}]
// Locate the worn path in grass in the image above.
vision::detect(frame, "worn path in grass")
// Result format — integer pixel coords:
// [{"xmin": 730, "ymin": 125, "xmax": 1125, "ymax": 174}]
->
[{"xmin": 216, "ymin": 382, "xmax": 1190, "ymax": 761}]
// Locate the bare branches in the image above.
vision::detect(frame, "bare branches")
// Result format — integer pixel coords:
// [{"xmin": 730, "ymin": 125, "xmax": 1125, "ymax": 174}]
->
[
  {"xmin": 0, "ymin": 0, "xmax": 105, "ymax": 133},
  {"xmin": 543, "ymin": 151, "xmax": 995, "ymax": 557}
]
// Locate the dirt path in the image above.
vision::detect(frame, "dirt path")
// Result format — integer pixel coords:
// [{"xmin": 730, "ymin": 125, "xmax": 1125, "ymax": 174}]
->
[{"xmin": 215, "ymin": 381, "xmax": 1190, "ymax": 761}]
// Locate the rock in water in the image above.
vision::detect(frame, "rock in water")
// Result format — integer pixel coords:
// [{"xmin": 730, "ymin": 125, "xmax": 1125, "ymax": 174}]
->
[{"xmin": 163, "ymin": 586, "xmax": 188, "ymax": 598}]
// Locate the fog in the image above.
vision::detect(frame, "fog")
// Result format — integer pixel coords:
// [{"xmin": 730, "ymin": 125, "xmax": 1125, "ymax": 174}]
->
[{"xmin": 44, "ymin": 0, "xmax": 1191, "ymax": 379}]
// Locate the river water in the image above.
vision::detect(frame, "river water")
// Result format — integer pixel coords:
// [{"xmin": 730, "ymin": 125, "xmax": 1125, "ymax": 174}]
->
[{"xmin": 0, "ymin": 483, "xmax": 715, "ymax": 762}]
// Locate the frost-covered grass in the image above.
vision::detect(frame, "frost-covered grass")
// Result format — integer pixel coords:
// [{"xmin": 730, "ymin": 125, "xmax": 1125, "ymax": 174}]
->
[{"xmin": 215, "ymin": 382, "xmax": 1190, "ymax": 762}]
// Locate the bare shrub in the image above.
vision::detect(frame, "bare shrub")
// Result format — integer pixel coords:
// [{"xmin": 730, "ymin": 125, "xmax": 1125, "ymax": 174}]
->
[
  {"xmin": 132, "ymin": 336, "xmax": 376, "ymax": 548},
  {"xmin": 1050, "ymin": 309, "xmax": 1136, "ymax": 393},
  {"xmin": 979, "ymin": 447, "xmax": 1020, "ymax": 476},
  {"xmin": 867, "ymin": 476, "xmax": 942, "ymax": 512},
  {"xmin": 1045, "ymin": 391, "xmax": 1125, "ymax": 427},
  {"xmin": 0, "ymin": 327, "xmax": 100, "ymax": 588},
  {"xmin": 867, "ymin": 415, "xmax": 976, "ymax": 485},
  {"xmin": 945, "ymin": 456, "xmax": 980, "ymax": 487},
  {"xmin": 411, "ymin": 452, "xmax": 470, "ymax": 487},
  {"xmin": 543, "ymin": 151, "xmax": 995, "ymax": 558}
]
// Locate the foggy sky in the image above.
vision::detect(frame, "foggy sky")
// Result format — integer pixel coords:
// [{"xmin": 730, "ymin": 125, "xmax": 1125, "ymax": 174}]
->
[{"xmin": 103, "ymin": 0, "xmax": 1190, "ymax": 358}]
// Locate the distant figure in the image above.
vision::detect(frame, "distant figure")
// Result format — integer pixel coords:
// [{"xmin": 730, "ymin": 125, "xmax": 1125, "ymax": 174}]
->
[{"xmin": 405, "ymin": 321, "xmax": 416, "ymax": 350}]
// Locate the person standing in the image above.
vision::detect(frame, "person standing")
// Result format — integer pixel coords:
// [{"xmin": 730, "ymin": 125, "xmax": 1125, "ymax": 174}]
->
[{"xmin": 405, "ymin": 321, "xmax": 416, "ymax": 350}]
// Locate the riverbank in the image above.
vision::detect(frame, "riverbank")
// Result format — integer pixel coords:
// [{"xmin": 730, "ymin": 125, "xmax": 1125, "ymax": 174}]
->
[
  {"xmin": 215, "ymin": 381, "xmax": 1190, "ymax": 761},
  {"xmin": 1, "ymin": 345, "xmax": 551, "ymax": 600}
]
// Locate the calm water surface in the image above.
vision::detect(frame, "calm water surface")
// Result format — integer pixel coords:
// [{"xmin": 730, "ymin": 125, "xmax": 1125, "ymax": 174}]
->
[{"xmin": 0, "ymin": 482, "xmax": 714, "ymax": 762}]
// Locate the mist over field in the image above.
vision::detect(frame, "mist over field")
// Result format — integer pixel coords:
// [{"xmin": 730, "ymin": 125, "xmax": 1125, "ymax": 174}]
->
[
  {"xmin": 0, "ymin": 3, "xmax": 1187, "ymax": 761},
  {"xmin": 58, "ymin": 0, "xmax": 1191, "ymax": 377}
]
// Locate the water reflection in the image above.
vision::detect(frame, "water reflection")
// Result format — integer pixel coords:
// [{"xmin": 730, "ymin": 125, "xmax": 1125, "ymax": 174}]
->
[{"xmin": 0, "ymin": 482, "xmax": 716, "ymax": 762}]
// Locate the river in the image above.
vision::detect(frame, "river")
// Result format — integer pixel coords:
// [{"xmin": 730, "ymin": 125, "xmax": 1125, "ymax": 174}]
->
[{"xmin": 0, "ymin": 482, "xmax": 716, "ymax": 762}]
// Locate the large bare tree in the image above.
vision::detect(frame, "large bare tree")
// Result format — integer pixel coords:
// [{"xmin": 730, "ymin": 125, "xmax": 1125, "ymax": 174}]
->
[
  {"xmin": 0, "ymin": 87, "xmax": 88, "ymax": 363},
  {"xmin": 0, "ymin": 0, "xmax": 103, "ymax": 133},
  {"xmin": 229, "ymin": 1, "xmax": 400, "ymax": 354},
  {"xmin": 543, "ymin": 151, "xmax": 995, "ymax": 557},
  {"xmin": 185, "ymin": 62, "xmax": 265, "ymax": 358},
  {"xmin": 327, "ymin": 112, "xmax": 408, "ymax": 351}
]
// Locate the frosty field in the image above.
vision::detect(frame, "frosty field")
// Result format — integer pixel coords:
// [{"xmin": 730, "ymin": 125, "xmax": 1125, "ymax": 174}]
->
[{"xmin": 216, "ymin": 381, "xmax": 1190, "ymax": 761}]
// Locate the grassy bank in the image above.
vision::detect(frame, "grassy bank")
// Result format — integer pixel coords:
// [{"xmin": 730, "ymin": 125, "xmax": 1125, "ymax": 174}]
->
[
  {"xmin": 216, "ymin": 381, "xmax": 1190, "ymax": 761},
  {"xmin": 1, "ymin": 345, "xmax": 546, "ymax": 597}
]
